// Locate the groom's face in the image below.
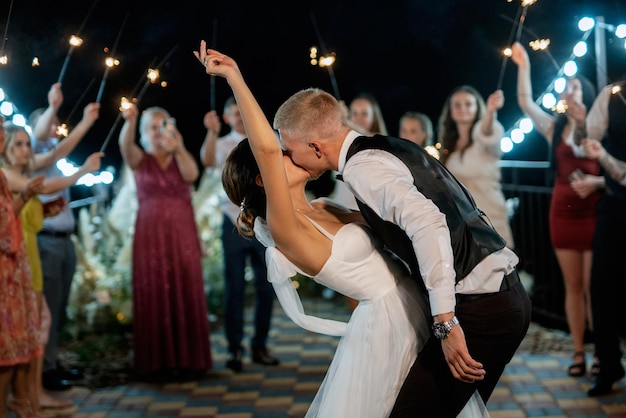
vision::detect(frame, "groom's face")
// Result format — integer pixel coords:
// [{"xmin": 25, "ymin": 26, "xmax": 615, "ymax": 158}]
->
[{"xmin": 280, "ymin": 133, "xmax": 326, "ymax": 180}]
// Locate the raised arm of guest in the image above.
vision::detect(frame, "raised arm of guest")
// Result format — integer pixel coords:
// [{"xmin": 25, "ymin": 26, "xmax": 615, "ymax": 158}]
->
[
  {"xmin": 32, "ymin": 83, "xmax": 63, "ymax": 142},
  {"xmin": 32, "ymin": 102, "xmax": 100, "ymax": 170},
  {"xmin": 163, "ymin": 122, "xmax": 199, "ymax": 183},
  {"xmin": 479, "ymin": 89, "xmax": 504, "ymax": 139},
  {"xmin": 119, "ymin": 104, "xmax": 198, "ymax": 183},
  {"xmin": 118, "ymin": 103, "xmax": 142, "ymax": 169},
  {"xmin": 2, "ymin": 123, "xmax": 102, "ymax": 196},
  {"xmin": 510, "ymin": 42, "xmax": 557, "ymax": 139},
  {"xmin": 199, "ymin": 110, "xmax": 221, "ymax": 168}
]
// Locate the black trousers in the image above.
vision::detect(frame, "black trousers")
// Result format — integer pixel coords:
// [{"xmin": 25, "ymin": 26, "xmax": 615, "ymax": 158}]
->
[
  {"xmin": 390, "ymin": 276, "xmax": 532, "ymax": 418},
  {"xmin": 590, "ymin": 196, "xmax": 626, "ymax": 375}
]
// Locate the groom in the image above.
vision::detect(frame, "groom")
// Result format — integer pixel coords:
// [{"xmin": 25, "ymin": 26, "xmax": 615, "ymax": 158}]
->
[{"xmin": 274, "ymin": 88, "xmax": 531, "ymax": 417}]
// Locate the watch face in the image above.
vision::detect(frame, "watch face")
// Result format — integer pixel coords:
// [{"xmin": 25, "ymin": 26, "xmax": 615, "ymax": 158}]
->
[{"xmin": 432, "ymin": 323, "xmax": 448, "ymax": 339}]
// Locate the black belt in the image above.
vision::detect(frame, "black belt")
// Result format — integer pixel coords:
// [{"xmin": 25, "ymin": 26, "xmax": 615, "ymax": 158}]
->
[
  {"xmin": 457, "ymin": 270, "xmax": 520, "ymax": 302},
  {"xmin": 40, "ymin": 230, "xmax": 72, "ymax": 238}
]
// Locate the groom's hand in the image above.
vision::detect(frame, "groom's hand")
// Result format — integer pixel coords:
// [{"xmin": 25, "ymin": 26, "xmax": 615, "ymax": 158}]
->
[{"xmin": 441, "ymin": 327, "xmax": 486, "ymax": 383}]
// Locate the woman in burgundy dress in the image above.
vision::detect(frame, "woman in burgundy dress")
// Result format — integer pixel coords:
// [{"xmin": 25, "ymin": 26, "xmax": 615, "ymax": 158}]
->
[
  {"xmin": 118, "ymin": 104, "xmax": 212, "ymax": 380},
  {"xmin": 512, "ymin": 42, "xmax": 604, "ymax": 377}
]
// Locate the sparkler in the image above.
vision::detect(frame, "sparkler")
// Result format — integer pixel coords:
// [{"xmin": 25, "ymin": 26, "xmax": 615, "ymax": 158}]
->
[
  {"xmin": 501, "ymin": 13, "xmax": 559, "ymax": 72},
  {"xmin": 497, "ymin": 0, "xmax": 537, "ymax": 90},
  {"xmin": 57, "ymin": 35, "xmax": 84, "ymax": 84},
  {"xmin": 57, "ymin": 0, "xmax": 100, "ymax": 84},
  {"xmin": 95, "ymin": 12, "xmax": 128, "ymax": 104},
  {"xmin": 309, "ymin": 12, "xmax": 341, "ymax": 100},
  {"xmin": 99, "ymin": 45, "xmax": 179, "ymax": 153},
  {"xmin": 515, "ymin": 0, "xmax": 537, "ymax": 44},
  {"xmin": 98, "ymin": 97, "xmax": 132, "ymax": 153},
  {"xmin": 56, "ymin": 78, "xmax": 96, "ymax": 138},
  {"xmin": 0, "ymin": 0, "xmax": 14, "ymax": 66}
]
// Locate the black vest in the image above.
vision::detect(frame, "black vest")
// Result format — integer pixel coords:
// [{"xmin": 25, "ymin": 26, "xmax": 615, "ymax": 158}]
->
[
  {"xmin": 605, "ymin": 82, "xmax": 626, "ymax": 199},
  {"xmin": 342, "ymin": 135, "xmax": 506, "ymax": 284}
]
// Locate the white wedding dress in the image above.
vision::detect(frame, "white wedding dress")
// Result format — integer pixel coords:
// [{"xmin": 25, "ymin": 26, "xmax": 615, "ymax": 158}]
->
[{"xmin": 254, "ymin": 216, "xmax": 489, "ymax": 418}]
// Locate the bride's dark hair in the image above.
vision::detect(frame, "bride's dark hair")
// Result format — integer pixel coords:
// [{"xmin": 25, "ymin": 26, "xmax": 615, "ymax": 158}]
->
[{"xmin": 222, "ymin": 138, "xmax": 267, "ymax": 236}]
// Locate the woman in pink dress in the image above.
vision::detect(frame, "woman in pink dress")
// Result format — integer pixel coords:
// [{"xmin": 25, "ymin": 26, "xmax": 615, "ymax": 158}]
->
[{"xmin": 118, "ymin": 104, "xmax": 212, "ymax": 380}]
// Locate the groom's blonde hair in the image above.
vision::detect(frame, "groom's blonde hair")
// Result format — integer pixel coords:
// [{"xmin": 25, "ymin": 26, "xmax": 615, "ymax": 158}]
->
[{"xmin": 273, "ymin": 88, "xmax": 346, "ymax": 143}]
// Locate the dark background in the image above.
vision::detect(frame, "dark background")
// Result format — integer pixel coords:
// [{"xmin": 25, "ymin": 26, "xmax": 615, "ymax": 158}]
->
[{"xmin": 2, "ymin": 0, "xmax": 626, "ymax": 178}]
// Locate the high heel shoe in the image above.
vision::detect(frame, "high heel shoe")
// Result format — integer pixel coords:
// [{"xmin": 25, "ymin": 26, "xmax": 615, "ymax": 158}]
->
[{"xmin": 567, "ymin": 351, "xmax": 587, "ymax": 377}]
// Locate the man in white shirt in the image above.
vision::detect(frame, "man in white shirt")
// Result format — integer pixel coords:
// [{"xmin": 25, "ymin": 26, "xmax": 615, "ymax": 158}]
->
[
  {"xmin": 274, "ymin": 87, "xmax": 531, "ymax": 417},
  {"xmin": 201, "ymin": 97, "xmax": 279, "ymax": 372}
]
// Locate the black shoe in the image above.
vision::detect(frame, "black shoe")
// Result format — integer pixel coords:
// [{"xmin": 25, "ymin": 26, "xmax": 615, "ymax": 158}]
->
[
  {"xmin": 42, "ymin": 370, "xmax": 72, "ymax": 391},
  {"xmin": 252, "ymin": 348, "xmax": 279, "ymax": 366},
  {"xmin": 226, "ymin": 351, "xmax": 243, "ymax": 373},
  {"xmin": 588, "ymin": 367, "xmax": 625, "ymax": 397}
]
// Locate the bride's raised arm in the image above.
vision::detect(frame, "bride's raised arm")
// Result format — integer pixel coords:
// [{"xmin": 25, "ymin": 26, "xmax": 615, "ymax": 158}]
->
[{"xmin": 193, "ymin": 42, "xmax": 304, "ymax": 252}]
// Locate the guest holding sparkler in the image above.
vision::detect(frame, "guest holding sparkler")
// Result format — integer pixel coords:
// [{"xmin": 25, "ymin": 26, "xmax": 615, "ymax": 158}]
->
[
  {"xmin": 29, "ymin": 83, "xmax": 101, "ymax": 392},
  {"xmin": 0, "ymin": 115, "xmax": 48, "ymax": 418},
  {"xmin": 118, "ymin": 103, "xmax": 212, "ymax": 381},
  {"xmin": 436, "ymin": 85, "xmax": 514, "ymax": 249},
  {"xmin": 1, "ymin": 121, "xmax": 102, "ymax": 413},
  {"xmin": 511, "ymin": 41, "xmax": 603, "ymax": 378}
]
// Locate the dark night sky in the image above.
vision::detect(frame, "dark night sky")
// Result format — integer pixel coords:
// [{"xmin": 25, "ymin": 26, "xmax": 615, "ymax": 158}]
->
[{"xmin": 2, "ymin": 0, "xmax": 626, "ymax": 176}]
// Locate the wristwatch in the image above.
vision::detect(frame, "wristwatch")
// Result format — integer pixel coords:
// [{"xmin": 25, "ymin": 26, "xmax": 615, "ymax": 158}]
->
[{"xmin": 432, "ymin": 316, "xmax": 459, "ymax": 340}]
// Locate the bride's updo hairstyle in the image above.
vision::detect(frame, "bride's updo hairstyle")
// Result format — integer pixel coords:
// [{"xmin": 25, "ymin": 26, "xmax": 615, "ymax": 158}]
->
[{"xmin": 222, "ymin": 138, "xmax": 267, "ymax": 236}]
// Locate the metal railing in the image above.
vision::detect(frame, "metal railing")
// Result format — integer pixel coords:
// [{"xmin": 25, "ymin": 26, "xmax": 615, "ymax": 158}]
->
[{"xmin": 500, "ymin": 163, "xmax": 568, "ymax": 331}]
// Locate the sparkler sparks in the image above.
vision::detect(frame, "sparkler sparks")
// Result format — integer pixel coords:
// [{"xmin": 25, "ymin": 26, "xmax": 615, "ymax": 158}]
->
[
  {"xmin": 309, "ymin": 12, "xmax": 341, "ymax": 100},
  {"xmin": 529, "ymin": 38, "xmax": 550, "ymax": 51}
]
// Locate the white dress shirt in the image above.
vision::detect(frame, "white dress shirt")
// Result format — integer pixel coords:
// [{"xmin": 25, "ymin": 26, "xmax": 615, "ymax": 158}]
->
[{"xmin": 338, "ymin": 130, "xmax": 519, "ymax": 316}]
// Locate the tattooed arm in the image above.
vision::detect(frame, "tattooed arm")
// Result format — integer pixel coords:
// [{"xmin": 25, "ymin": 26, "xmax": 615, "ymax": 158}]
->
[{"xmin": 583, "ymin": 138, "xmax": 626, "ymax": 185}]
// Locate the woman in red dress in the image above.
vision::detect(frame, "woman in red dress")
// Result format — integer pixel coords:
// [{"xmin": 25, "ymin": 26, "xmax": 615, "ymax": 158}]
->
[
  {"xmin": 118, "ymin": 104, "xmax": 212, "ymax": 380},
  {"xmin": 512, "ymin": 42, "xmax": 604, "ymax": 377}
]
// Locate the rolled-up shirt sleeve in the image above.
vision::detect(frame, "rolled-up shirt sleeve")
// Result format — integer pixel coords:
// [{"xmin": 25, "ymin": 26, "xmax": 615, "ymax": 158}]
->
[{"xmin": 343, "ymin": 150, "xmax": 457, "ymax": 315}]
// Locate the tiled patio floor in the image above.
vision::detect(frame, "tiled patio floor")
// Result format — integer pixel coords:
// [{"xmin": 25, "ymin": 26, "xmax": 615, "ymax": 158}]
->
[{"xmin": 36, "ymin": 298, "xmax": 626, "ymax": 418}]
